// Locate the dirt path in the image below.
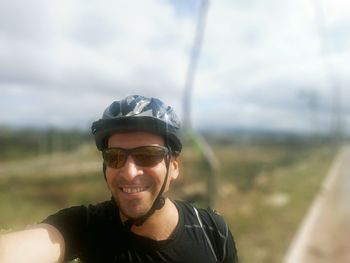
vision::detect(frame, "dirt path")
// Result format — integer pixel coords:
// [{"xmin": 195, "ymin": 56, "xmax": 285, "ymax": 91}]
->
[{"xmin": 285, "ymin": 146, "xmax": 350, "ymax": 263}]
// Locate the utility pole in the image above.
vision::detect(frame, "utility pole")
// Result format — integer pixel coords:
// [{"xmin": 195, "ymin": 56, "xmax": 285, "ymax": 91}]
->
[
  {"xmin": 181, "ymin": 0, "xmax": 220, "ymax": 208},
  {"xmin": 299, "ymin": 89, "xmax": 320, "ymax": 139},
  {"xmin": 312, "ymin": 0, "xmax": 343, "ymax": 144},
  {"xmin": 182, "ymin": 0, "xmax": 209, "ymax": 132}
]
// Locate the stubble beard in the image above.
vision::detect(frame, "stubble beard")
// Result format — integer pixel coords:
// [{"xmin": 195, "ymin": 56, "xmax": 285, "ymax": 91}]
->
[{"xmin": 112, "ymin": 187, "xmax": 156, "ymax": 221}]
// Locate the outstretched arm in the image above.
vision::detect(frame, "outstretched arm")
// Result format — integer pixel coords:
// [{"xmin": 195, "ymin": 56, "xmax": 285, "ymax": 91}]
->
[{"xmin": 0, "ymin": 223, "xmax": 65, "ymax": 263}]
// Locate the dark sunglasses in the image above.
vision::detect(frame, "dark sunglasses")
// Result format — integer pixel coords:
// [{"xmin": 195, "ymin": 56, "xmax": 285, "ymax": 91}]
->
[{"xmin": 102, "ymin": 146, "xmax": 169, "ymax": 168}]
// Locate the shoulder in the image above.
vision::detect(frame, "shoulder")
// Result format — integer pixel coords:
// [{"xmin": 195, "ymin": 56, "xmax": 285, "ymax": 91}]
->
[
  {"xmin": 43, "ymin": 200, "xmax": 115, "ymax": 224},
  {"xmin": 41, "ymin": 200, "xmax": 118, "ymax": 261},
  {"xmin": 42, "ymin": 200, "xmax": 117, "ymax": 240},
  {"xmin": 175, "ymin": 200, "xmax": 238, "ymax": 262},
  {"xmin": 176, "ymin": 200, "xmax": 228, "ymax": 233},
  {"xmin": 198, "ymin": 207, "xmax": 229, "ymax": 237}
]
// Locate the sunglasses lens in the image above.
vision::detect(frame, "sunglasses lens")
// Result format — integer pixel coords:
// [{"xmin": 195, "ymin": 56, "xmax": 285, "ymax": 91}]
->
[
  {"xmin": 103, "ymin": 146, "xmax": 168, "ymax": 168},
  {"xmin": 103, "ymin": 148, "xmax": 127, "ymax": 168},
  {"xmin": 132, "ymin": 146, "xmax": 167, "ymax": 167}
]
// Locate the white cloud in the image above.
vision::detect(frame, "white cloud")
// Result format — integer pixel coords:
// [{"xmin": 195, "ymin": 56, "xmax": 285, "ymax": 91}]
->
[{"xmin": 0, "ymin": 0, "xmax": 349, "ymax": 134}]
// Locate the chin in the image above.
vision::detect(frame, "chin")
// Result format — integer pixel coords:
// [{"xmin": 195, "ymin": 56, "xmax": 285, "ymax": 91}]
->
[
  {"xmin": 117, "ymin": 200, "xmax": 150, "ymax": 219},
  {"xmin": 120, "ymin": 207, "xmax": 148, "ymax": 221}
]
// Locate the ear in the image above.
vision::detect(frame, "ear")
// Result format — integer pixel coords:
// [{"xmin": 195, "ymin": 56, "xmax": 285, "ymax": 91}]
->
[{"xmin": 169, "ymin": 157, "xmax": 179, "ymax": 181}]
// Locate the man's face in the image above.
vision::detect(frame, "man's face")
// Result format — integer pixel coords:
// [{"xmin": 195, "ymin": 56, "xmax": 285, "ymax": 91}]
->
[{"xmin": 105, "ymin": 131, "xmax": 179, "ymax": 221}]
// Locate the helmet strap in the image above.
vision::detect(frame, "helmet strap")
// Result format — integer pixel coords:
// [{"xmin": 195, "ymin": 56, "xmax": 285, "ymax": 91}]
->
[{"xmin": 102, "ymin": 162, "xmax": 107, "ymax": 180}]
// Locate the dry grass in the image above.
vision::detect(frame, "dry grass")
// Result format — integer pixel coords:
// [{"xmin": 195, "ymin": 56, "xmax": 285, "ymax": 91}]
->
[{"xmin": 0, "ymin": 142, "xmax": 336, "ymax": 262}]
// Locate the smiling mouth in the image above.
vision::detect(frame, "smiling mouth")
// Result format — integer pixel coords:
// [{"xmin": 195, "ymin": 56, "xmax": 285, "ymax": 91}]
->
[{"xmin": 120, "ymin": 187, "xmax": 148, "ymax": 194}]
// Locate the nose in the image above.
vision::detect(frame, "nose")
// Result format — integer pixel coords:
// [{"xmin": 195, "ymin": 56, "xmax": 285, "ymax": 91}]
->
[{"xmin": 120, "ymin": 155, "xmax": 142, "ymax": 181}]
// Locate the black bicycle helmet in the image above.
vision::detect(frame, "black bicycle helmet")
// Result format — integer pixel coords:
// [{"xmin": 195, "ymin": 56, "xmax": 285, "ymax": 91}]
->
[
  {"xmin": 91, "ymin": 95, "xmax": 182, "ymax": 155},
  {"xmin": 91, "ymin": 95, "xmax": 182, "ymax": 228}
]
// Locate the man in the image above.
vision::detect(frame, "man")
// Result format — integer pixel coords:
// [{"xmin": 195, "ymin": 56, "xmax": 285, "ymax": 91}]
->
[{"xmin": 0, "ymin": 95, "xmax": 238, "ymax": 262}]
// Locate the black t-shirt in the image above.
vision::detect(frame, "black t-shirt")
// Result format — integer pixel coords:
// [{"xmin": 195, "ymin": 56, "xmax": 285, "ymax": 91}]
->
[{"xmin": 43, "ymin": 199, "xmax": 238, "ymax": 262}]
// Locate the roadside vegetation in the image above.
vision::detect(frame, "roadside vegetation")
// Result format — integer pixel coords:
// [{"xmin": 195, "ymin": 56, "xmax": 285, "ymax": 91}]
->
[{"xmin": 0, "ymin": 128, "xmax": 338, "ymax": 262}]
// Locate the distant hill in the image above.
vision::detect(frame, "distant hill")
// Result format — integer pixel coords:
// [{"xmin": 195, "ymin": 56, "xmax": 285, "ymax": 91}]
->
[{"xmin": 0, "ymin": 126, "xmax": 343, "ymax": 161}]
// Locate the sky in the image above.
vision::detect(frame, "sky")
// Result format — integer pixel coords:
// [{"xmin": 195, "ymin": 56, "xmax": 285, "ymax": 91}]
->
[{"xmin": 0, "ymin": 0, "xmax": 349, "ymax": 135}]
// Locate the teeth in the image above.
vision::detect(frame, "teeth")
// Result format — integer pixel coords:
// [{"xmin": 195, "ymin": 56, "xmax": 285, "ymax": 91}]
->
[{"xmin": 122, "ymin": 187, "xmax": 146, "ymax": 193}]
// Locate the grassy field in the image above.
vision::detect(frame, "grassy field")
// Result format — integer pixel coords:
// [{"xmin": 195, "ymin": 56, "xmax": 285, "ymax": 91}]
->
[
  {"xmin": 178, "ymin": 141, "xmax": 336, "ymax": 262},
  {"xmin": 220, "ymin": 145, "xmax": 335, "ymax": 262},
  {"xmin": 0, "ymin": 141, "xmax": 337, "ymax": 262}
]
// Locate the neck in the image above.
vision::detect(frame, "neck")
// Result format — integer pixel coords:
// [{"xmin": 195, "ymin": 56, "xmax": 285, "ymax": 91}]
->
[{"xmin": 122, "ymin": 199, "xmax": 179, "ymax": 241}]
